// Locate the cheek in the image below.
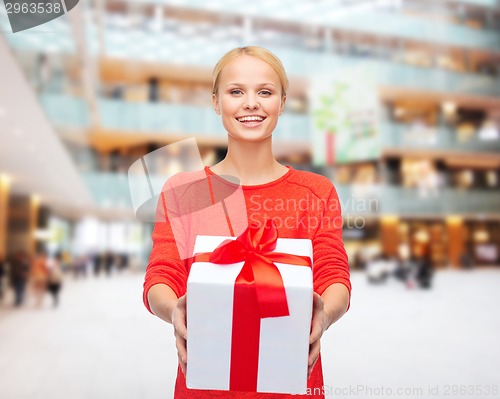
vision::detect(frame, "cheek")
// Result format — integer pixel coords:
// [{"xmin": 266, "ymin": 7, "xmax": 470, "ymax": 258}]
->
[
  {"xmin": 272, "ymin": 99, "xmax": 283, "ymax": 114},
  {"xmin": 219, "ymin": 98, "xmax": 239, "ymax": 116}
]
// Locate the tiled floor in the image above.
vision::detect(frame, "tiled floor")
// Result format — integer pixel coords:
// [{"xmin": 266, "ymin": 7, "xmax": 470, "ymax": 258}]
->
[{"xmin": 0, "ymin": 269, "xmax": 499, "ymax": 399}]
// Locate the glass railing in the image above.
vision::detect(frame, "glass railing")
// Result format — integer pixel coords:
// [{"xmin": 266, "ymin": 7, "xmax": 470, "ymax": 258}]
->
[
  {"xmin": 335, "ymin": 184, "xmax": 500, "ymax": 216},
  {"xmin": 456, "ymin": 0, "xmax": 500, "ymax": 7},
  {"xmin": 26, "ymin": 34, "xmax": 499, "ymax": 99},
  {"xmin": 99, "ymin": 1, "xmax": 500, "ymax": 50},
  {"xmin": 99, "ymin": 32, "xmax": 500, "ymax": 97},
  {"xmin": 326, "ymin": 11, "xmax": 500, "ymax": 50},
  {"xmin": 82, "ymin": 173, "xmax": 500, "ymax": 216},
  {"xmin": 40, "ymin": 93, "xmax": 90, "ymax": 127},
  {"xmin": 100, "ymin": 98, "xmax": 310, "ymax": 141},
  {"xmin": 40, "ymin": 94, "xmax": 310, "ymax": 142},
  {"xmin": 297, "ymin": 53, "xmax": 500, "ymax": 98},
  {"xmin": 379, "ymin": 122, "xmax": 500, "ymax": 152},
  {"xmin": 82, "ymin": 173, "xmax": 132, "ymax": 210},
  {"xmin": 41, "ymin": 94, "xmax": 500, "ymax": 153}
]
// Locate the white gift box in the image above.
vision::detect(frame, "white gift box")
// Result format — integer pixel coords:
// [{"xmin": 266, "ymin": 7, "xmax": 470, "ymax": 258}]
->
[{"xmin": 186, "ymin": 235, "xmax": 313, "ymax": 394}]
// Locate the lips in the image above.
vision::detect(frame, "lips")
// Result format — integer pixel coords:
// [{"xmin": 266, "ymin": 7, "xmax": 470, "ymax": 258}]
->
[{"xmin": 236, "ymin": 115, "xmax": 267, "ymax": 128}]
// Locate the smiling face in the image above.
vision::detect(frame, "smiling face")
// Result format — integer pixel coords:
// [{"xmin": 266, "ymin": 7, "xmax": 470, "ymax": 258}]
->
[{"xmin": 212, "ymin": 54, "xmax": 286, "ymax": 143}]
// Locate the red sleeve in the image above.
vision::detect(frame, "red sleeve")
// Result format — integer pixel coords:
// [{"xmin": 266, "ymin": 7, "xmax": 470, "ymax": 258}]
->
[
  {"xmin": 312, "ymin": 184, "xmax": 351, "ymax": 310},
  {"xmin": 142, "ymin": 188, "xmax": 189, "ymax": 314}
]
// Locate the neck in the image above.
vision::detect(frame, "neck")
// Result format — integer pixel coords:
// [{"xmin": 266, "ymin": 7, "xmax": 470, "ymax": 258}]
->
[{"xmin": 213, "ymin": 136, "xmax": 285, "ymax": 185}]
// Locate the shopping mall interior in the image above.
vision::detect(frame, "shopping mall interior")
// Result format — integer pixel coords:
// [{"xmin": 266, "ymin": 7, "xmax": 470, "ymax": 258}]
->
[
  {"xmin": 1, "ymin": 0, "xmax": 499, "ymax": 271},
  {"xmin": 1, "ymin": 1, "xmax": 500, "ymax": 398}
]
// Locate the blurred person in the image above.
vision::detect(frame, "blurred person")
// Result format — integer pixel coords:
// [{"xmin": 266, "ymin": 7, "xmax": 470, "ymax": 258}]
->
[
  {"xmin": 73, "ymin": 255, "xmax": 88, "ymax": 279},
  {"xmin": 35, "ymin": 53, "xmax": 53, "ymax": 92},
  {"xmin": 92, "ymin": 253, "xmax": 102, "ymax": 276},
  {"xmin": 143, "ymin": 46, "xmax": 351, "ymax": 399},
  {"xmin": 460, "ymin": 251, "xmax": 474, "ymax": 270},
  {"xmin": 115, "ymin": 253, "xmax": 129, "ymax": 273},
  {"xmin": 104, "ymin": 251, "xmax": 114, "ymax": 277},
  {"xmin": 415, "ymin": 251, "xmax": 433, "ymax": 289},
  {"xmin": 31, "ymin": 250, "xmax": 49, "ymax": 308},
  {"xmin": 418, "ymin": 160, "xmax": 439, "ymax": 198},
  {"xmin": 9, "ymin": 250, "xmax": 30, "ymax": 307},
  {"xmin": 148, "ymin": 77, "xmax": 160, "ymax": 102},
  {"xmin": 404, "ymin": 255, "xmax": 420, "ymax": 289},
  {"xmin": 352, "ymin": 250, "xmax": 366, "ymax": 270},
  {"xmin": 47, "ymin": 253, "xmax": 63, "ymax": 307},
  {"xmin": 0, "ymin": 255, "xmax": 6, "ymax": 301},
  {"xmin": 366, "ymin": 254, "xmax": 397, "ymax": 284}
]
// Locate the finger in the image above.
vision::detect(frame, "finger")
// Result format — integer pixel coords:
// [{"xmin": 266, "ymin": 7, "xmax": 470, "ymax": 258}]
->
[
  {"xmin": 309, "ymin": 294, "xmax": 324, "ymax": 344},
  {"xmin": 175, "ymin": 334, "xmax": 187, "ymax": 365},
  {"xmin": 173, "ymin": 299, "xmax": 188, "ymax": 340},
  {"xmin": 307, "ymin": 355, "xmax": 319, "ymax": 379},
  {"xmin": 175, "ymin": 315, "xmax": 187, "ymax": 340},
  {"xmin": 178, "ymin": 353, "xmax": 187, "ymax": 376},
  {"xmin": 308, "ymin": 338, "xmax": 320, "ymax": 368},
  {"xmin": 309, "ymin": 316, "xmax": 323, "ymax": 344}
]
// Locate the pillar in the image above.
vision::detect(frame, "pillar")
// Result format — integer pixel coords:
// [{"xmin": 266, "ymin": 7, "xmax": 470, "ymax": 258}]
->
[
  {"xmin": 0, "ymin": 174, "xmax": 10, "ymax": 259},
  {"xmin": 380, "ymin": 216, "xmax": 399, "ymax": 257},
  {"xmin": 446, "ymin": 216, "xmax": 465, "ymax": 268},
  {"xmin": 7, "ymin": 194, "xmax": 40, "ymax": 258}
]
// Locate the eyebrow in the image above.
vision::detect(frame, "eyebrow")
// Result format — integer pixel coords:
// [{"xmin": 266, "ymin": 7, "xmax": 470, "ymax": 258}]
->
[{"xmin": 225, "ymin": 82, "xmax": 276, "ymax": 87}]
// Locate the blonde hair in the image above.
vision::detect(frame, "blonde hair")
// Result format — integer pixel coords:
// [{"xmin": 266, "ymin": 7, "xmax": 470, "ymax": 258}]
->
[{"xmin": 212, "ymin": 46, "xmax": 289, "ymax": 99}]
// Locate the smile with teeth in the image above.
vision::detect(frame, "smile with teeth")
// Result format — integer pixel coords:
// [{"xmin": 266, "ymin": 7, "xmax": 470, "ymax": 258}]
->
[{"xmin": 236, "ymin": 115, "xmax": 266, "ymax": 124}]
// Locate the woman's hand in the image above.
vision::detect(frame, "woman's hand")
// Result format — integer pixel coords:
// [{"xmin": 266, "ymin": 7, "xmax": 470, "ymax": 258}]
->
[
  {"xmin": 308, "ymin": 292, "xmax": 326, "ymax": 378},
  {"xmin": 172, "ymin": 295, "xmax": 188, "ymax": 375}
]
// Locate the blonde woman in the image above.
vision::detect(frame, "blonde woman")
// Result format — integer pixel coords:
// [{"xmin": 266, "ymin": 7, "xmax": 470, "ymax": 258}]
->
[{"xmin": 144, "ymin": 46, "xmax": 351, "ymax": 399}]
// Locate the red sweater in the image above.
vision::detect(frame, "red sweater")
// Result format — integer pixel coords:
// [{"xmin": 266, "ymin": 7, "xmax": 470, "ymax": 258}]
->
[{"xmin": 143, "ymin": 165, "xmax": 351, "ymax": 399}]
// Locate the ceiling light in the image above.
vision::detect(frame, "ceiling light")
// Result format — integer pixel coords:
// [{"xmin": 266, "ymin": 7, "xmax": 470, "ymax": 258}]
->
[
  {"xmin": 441, "ymin": 101, "xmax": 457, "ymax": 116},
  {"xmin": 0, "ymin": 173, "xmax": 11, "ymax": 187},
  {"xmin": 31, "ymin": 194, "xmax": 41, "ymax": 205}
]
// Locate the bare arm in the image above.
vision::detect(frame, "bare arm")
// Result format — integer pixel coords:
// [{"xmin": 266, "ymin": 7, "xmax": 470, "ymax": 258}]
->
[
  {"xmin": 321, "ymin": 282, "xmax": 350, "ymax": 329},
  {"xmin": 148, "ymin": 284, "xmax": 188, "ymax": 375},
  {"xmin": 148, "ymin": 284, "xmax": 178, "ymax": 323}
]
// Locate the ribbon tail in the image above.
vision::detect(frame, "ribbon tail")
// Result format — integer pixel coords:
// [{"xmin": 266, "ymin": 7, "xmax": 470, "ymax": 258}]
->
[
  {"xmin": 252, "ymin": 255, "xmax": 290, "ymax": 318},
  {"xmin": 230, "ymin": 265, "xmax": 261, "ymax": 391}
]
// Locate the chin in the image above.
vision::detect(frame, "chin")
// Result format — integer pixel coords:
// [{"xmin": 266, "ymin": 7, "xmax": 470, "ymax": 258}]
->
[
  {"xmin": 226, "ymin": 124, "xmax": 277, "ymax": 143},
  {"xmin": 230, "ymin": 134, "xmax": 272, "ymax": 143}
]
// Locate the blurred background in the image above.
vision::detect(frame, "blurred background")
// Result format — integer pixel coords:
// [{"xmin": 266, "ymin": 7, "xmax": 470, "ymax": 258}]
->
[{"xmin": 0, "ymin": 0, "xmax": 499, "ymax": 398}]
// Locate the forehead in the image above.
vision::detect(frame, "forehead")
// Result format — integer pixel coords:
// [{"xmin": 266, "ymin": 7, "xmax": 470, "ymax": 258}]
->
[{"xmin": 219, "ymin": 55, "xmax": 280, "ymax": 84}]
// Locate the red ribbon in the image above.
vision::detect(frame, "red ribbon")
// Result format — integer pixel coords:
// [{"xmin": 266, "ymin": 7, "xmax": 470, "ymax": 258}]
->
[{"xmin": 193, "ymin": 219, "xmax": 311, "ymax": 392}]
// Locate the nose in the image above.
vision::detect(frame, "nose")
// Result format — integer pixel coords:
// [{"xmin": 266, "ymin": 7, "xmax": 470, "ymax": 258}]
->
[{"xmin": 244, "ymin": 94, "xmax": 260, "ymax": 110}]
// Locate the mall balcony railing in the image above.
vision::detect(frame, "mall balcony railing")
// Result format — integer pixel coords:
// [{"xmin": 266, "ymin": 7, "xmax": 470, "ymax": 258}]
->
[
  {"xmin": 335, "ymin": 184, "xmax": 500, "ymax": 216},
  {"xmin": 100, "ymin": 98, "xmax": 309, "ymax": 142},
  {"xmin": 294, "ymin": 53, "xmax": 500, "ymax": 98},
  {"xmin": 82, "ymin": 172, "xmax": 500, "ymax": 216},
  {"xmin": 39, "ymin": 94, "xmax": 310, "ymax": 142},
  {"xmin": 96, "ymin": 34, "xmax": 500, "ymax": 96},
  {"xmin": 456, "ymin": 0, "xmax": 500, "ymax": 7},
  {"xmin": 41, "ymin": 94, "xmax": 500, "ymax": 154},
  {"xmin": 379, "ymin": 121, "xmax": 500, "ymax": 153},
  {"xmin": 97, "ymin": 2, "xmax": 500, "ymax": 51}
]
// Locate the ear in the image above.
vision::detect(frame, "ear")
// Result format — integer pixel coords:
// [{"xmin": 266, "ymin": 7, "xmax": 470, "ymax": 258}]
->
[
  {"xmin": 279, "ymin": 95, "xmax": 286, "ymax": 116},
  {"xmin": 212, "ymin": 93, "xmax": 221, "ymax": 115}
]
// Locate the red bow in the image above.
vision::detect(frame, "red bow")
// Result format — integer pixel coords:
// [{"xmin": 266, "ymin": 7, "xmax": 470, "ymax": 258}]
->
[{"xmin": 193, "ymin": 219, "xmax": 312, "ymax": 391}]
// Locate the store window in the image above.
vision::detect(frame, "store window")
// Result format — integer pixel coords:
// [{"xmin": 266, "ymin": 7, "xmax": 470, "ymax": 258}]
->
[{"xmin": 466, "ymin": 222, "xmax": 500, "ymax": 265}]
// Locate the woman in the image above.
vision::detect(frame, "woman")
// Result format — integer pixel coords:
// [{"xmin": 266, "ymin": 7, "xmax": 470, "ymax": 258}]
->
[
  {"xmin": 31, "ymin": 250, "xmax": 49, "ymax": 308},
  {"xmin": 143, "ymin": 46, "xmax": 351, "ymax": 398},
  {"xmin": 47, "ymin": 253, "xmax": 63, "ymax": 307}
]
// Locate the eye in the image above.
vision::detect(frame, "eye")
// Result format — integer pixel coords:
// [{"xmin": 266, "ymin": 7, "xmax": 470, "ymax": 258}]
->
[
  {"xmin": 260, "ymin": 90, "xmax": 272, "ymax": 96},
  {"xmin": 230, "ymin": 89, "xmax": 243, "ymax": 95}
]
